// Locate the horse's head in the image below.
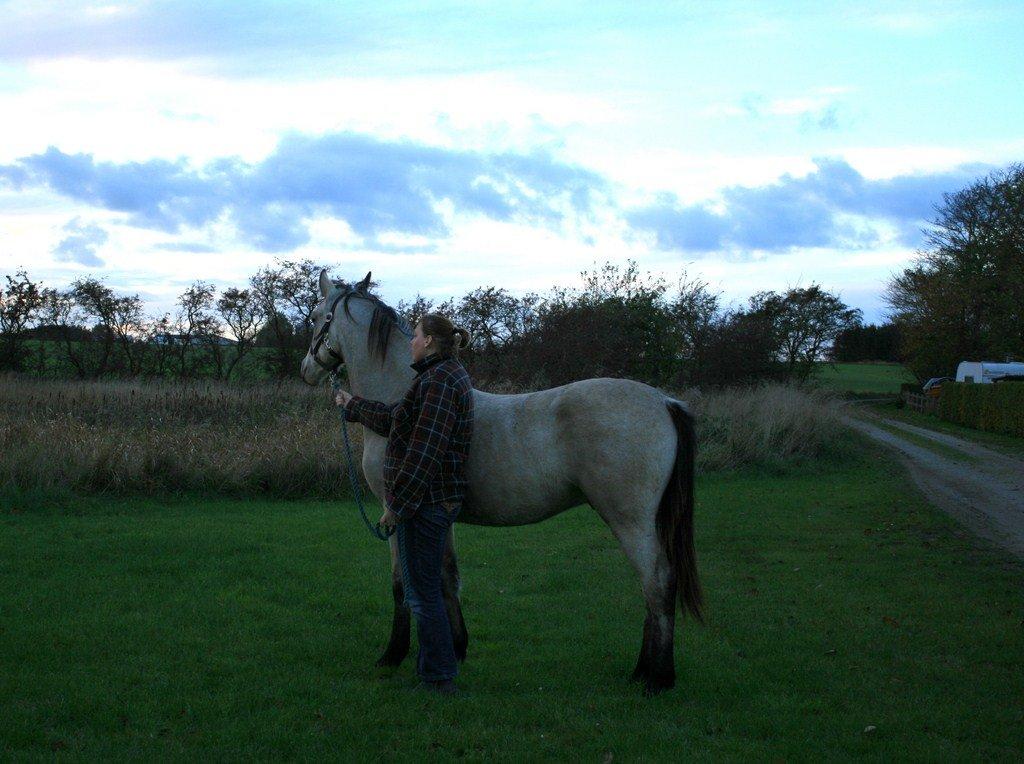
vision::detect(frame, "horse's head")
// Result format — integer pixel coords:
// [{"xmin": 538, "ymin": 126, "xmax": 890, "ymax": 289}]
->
[{"xmin": 299, "ymin": 269, "xmax": 411, "ymax": 387}]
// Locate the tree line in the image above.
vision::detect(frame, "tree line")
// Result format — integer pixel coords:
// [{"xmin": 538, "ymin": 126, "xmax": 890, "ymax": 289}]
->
[
  {"xmin": 5, "ymin": 162, "xmax": 1017, "ymax": 387},
  {"xmin": 886, "ymin": 163, "xmax": 1024, "ymax": 381},
  {"xmin": 2, "ymin": 258, "xmax": 865, "ymax": 389},
  {"xmin": 0, "ymin": 260, "xmax": 333, "ymax": 381}
]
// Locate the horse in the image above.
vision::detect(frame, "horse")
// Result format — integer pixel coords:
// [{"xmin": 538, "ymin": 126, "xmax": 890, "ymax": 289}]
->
[{"xmin": 300, "ymin": 270, "xmax": 702, "ymax": 695}]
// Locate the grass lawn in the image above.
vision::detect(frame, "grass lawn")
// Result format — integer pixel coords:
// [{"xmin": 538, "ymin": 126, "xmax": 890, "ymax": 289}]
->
[
  {"xmin": 2, "ymin": 451, "xmax": 1023, "ymax": 759},
  {"xmin": 814, "ymin": 362, "xmax": 915, "ymax": 395}
]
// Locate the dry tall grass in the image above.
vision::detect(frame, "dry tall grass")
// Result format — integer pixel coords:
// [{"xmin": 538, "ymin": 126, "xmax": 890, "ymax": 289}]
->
[
  {"xmin": 1, "ymin": 375, "xmax": 357, "ymax": 498},
  {"xmin": 1, "ymin": 376, "xmax": 847, "ymax": 500},
  {"xmin": 688, "ymin": 383, "xmax": 847, "ymax": 472}
]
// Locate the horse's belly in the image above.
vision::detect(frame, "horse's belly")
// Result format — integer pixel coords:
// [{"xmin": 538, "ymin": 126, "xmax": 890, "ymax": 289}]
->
[{"xmin": 458, "ymin": 479, "xmax": 586, "ymax": 527}]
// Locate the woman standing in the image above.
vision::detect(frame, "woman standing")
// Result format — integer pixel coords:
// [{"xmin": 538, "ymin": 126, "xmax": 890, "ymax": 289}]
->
[{"xmin": 334, "ymin": 314, "xmax": 474, "ymax": 695}]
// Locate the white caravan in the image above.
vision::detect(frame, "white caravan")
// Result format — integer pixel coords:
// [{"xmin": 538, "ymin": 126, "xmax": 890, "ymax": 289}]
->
[{"xmin": 955, "ymin": 361, "xmax": 1024, "ymax": 384}]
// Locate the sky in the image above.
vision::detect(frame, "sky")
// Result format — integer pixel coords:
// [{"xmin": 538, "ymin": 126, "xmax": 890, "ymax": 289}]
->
[{"xmin": 1, "ymin": 1, "xmax": 1022, "ymax": 322}]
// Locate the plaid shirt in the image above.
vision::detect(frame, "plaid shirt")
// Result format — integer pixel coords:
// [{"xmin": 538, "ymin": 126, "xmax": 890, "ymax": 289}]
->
[{"xmin": 343, "ymin": 352, "xmax": 474, "ymax": 519}]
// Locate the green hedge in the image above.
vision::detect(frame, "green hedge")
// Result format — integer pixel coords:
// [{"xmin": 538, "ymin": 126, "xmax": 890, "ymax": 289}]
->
[{"xmin": 939, "ymin": 382, "xmax": 1024, "ymax": 437}]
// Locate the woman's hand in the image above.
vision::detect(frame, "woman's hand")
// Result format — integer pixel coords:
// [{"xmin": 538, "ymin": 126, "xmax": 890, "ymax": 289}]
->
[
  {"xmin": 334, "ymin": 389, "xmax": 352, "ymax": 407},
  {"xmin": 378, "ymin": 508, "xmax": 399, "ymax": 530}
]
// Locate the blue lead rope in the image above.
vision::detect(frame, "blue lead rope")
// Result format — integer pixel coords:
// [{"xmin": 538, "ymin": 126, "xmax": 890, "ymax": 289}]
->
[{"xmin": 333, "ymin": 377, "xmax": 395, "ymax": 542}]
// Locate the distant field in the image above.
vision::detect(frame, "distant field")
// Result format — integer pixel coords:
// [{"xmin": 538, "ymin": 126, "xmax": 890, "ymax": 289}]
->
[
  {"xmin": 814, "ymin": 362, "xmax": 915, "ymax": 394},
  {"xmin": 2, "ymin": 451, "xmax": 1022, "ymax": 759}
]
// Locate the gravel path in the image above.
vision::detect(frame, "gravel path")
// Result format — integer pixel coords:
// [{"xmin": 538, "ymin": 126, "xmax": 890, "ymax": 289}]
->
[{"xmin": 846, "ymin": 412, "xmax": 1024, "ymax": 559}]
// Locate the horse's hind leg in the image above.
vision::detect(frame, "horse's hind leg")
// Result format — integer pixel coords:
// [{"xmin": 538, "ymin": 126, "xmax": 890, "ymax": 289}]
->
[
  {"xmin": 375, "ymin": 535, "xmax": 411, "ymax": 667},
  {"xmin": 628, "ymin": 530, "xmax": 678, "ymax": 694},
  {"xmin": 595, "ymin": 501, "xmax": 678, "ymax": 695},
  {"xmin": 442, "ymin": 524, "xmax": 469, "ymax": 662}
]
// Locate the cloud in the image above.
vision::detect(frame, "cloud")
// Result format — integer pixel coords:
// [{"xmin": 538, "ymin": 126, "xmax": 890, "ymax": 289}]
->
[
  {"xmin": 0, "ymin": 131, "xmax": 605, "ymax": 253},
  {"xmin": 627, "ymin": 157, "xmax": 992, "ymax": 254},
  {"xmin": 703, "ymin": 89, "xmax": 850, "ymax": 132},
  {"xmin": 52, "ymin": 217, "xmax": 108, "ymax": 266},
  {"xmin": 152, "ymin": 241, "xmax": 218, "ymax": 252},
  {"xmin": 0, "ymin": 1, "xmax": 375, "ymax": 71}
]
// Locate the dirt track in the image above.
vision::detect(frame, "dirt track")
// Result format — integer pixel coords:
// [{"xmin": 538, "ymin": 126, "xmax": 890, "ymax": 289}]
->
[{"xmin": 846, "ymin": 412, "xmax": 1024, "ymax": 559}]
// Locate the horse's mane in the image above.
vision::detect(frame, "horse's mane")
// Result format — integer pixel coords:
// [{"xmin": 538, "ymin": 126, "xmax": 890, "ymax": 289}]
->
[{"xmin": 335, "ymin": 280, "xmax": 412, "ymax": 362}]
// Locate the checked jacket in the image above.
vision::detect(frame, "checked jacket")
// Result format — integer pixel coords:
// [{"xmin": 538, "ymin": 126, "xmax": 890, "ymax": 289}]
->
[{"xmin": 342, "ymin": 352, "xmax": 474, "ymax": 519}]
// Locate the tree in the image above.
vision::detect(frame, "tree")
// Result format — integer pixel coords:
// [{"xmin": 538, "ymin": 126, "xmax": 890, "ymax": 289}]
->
[
  {"xmin": 216, "ymin": 287, "xmax": 261, "ymax": 379},
  {"xmin": 832, "ymin": 323, "xmax": 901, "ymax": 362},
  {"xmin": 668, "ymin": 273, "xmax": 721, "ymax": 387},
  {"xmin": 395, "ymin": 294, "xmax": 436, "ymax": 329},
  {"xmin": 886, "ymin": 163, "xmax": 1024, "ymax": 380},
  {"xmin": 698, "ymin": 309, "xmax": 781, "ymax": 387},
  {"xmin": 250, "ymin": 258, "xmax": 333, "ymax": 377},
  {"xmin": 507, "ymin": 260, "xmax": 682, "ymax": 387},
  {"xmin": 0, "ymin": 270, "xmax": 45, "ymax": 371},
  {"xmin": 172, "ymin": 281, "xmax": 221, "ymax": 377},
  {"xmin": 748, "ymin": 285, "xmax": 862, "ymax": 382},
  {"xmin": 64, "ymin": 278, "xmax": 117, "ymax": 377}
]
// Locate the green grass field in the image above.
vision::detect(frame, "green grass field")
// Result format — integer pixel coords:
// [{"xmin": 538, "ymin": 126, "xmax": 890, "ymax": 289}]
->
[
  {"xmin": 814, "ymin": 362, "xmax": 915, "ymax": 395},
  {"xmin": 3, "ymin": 448, "xmax": 1022, "ymax": 759}
]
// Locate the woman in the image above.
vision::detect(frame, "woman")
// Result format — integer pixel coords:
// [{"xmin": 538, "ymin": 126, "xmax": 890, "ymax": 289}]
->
[{"xmin": 334, "ymin": 314, "xmax": 474, "ymax": 695}]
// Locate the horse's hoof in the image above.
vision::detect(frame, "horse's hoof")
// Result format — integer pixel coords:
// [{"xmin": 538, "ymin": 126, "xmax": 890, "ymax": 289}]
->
[
  {"xmin": 642, "ymin": 675, "xmax": 675, "ymax": 696},
  {"xmin": 375, "ymin": 653, "xmax": 404, "ymax": 668}
]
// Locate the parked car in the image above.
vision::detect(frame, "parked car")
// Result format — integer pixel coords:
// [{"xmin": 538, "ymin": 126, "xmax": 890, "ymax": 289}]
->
[{"xmin": 922, "ymin": 377, "xmax": 951, "ymax": 396}]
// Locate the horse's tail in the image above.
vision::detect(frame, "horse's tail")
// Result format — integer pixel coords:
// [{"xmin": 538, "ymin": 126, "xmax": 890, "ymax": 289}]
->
[{"xmin": 656, "ymin": 400, "xmax": 703, "ymax": 622}]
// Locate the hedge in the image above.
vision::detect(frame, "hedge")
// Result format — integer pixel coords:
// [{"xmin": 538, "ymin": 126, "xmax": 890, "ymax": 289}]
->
[{"xmin": 938, "ymin": 381, "xmax": 1024, "ymax": 437}]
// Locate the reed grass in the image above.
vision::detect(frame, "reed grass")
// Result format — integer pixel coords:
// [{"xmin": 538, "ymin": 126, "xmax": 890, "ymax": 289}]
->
[
  {"xmin": 689, "ymin": 383, "xmax": 848, "ymax": 472},
  {"xmin": 1, "ymin": 375, "xmax": 357, "ymax": 499},
  {"xmin": 1, "ymin": 376, "xmax": 847, "ymax": 500}
]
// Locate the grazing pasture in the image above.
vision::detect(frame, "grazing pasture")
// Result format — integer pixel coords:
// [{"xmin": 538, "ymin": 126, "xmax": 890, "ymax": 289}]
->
[
  {"xmin": 2, "ymin": 451, "xmax": 1022, "ymax": 759},
  {"xmin": 813, "ymin": 362, "xmax": 915, "ymax": 395}
]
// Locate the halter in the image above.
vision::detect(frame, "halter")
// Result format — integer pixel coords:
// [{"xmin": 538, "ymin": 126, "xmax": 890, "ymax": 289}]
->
[{"xmin": 308, "ymin": 290, "xmax": 348, "ymax": 373}]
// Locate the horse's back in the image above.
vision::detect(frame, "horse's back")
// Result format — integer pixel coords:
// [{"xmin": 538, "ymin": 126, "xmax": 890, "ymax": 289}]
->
[{"xmin": 460, "ymin": 379, "xmax": 682, "ymax": 524}]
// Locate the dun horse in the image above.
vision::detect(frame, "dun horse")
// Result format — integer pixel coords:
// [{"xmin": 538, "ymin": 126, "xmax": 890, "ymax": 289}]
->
[{"xmin": 300, "ymin": 271, "xmax": 702, "ymax": 695}]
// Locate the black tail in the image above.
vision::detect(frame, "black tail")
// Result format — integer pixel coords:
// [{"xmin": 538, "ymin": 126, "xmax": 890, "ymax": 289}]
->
[{"xmin": 656, "ymin": 400, "xmax": 703, "ymax": 622}]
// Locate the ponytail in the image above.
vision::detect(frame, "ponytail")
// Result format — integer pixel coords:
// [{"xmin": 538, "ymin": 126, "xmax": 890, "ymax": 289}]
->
[
  {"xmin": 452, "ymin": 327, "xmax": 472, "ymax": 351},
  {"xmin": 419, "ymin": 313, "xmax": 472, "ymax": 357}
]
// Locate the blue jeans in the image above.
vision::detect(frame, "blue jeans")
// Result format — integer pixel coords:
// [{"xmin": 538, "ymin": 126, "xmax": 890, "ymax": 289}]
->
[{"xmin": 395, "ymin": 501, "xmax": 460, "ymax": 682}]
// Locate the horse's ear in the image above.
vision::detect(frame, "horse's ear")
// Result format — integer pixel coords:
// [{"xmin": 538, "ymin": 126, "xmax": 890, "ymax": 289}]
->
[
  {"xmin": 356, "ymin": 271, "xmax": 372, "ymax": 292},
  {"xmin": 318, "ymin": 269, "xmax": 332, "ymax": 298}
]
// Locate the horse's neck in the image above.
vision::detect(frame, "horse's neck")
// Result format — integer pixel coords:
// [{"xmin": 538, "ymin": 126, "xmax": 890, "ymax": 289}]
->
[{"xmin": 347, "ymin": 337, "xmax": 414, "ymax": 403}]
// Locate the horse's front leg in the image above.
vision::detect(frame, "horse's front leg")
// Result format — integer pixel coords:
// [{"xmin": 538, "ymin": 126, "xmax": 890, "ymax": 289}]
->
[
  {"xmin": 375, "ymin": 516, "xmax": 469, "ymax": 667},
  {"xmin": 375, "ymin": 533, "xmax": 411, "ymax": 667},
  {"xmin": 442, "ymin": 523, "xmax": 469, "ymax": 662}
]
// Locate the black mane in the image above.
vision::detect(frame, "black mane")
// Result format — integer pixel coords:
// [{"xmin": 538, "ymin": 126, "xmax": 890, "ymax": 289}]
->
[{"xmin": 336, "ymin": 281, "xmax": 412, "ymax": 362}]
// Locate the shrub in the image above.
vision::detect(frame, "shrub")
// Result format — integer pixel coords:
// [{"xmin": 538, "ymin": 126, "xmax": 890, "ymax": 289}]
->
[
  {"xmin": 687, "ymin": 383, "xmax": 848, "ymax": 473},
  {"xmin": 939, "ymin": 382, "xmax": 1024, "ymax": 436}
]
